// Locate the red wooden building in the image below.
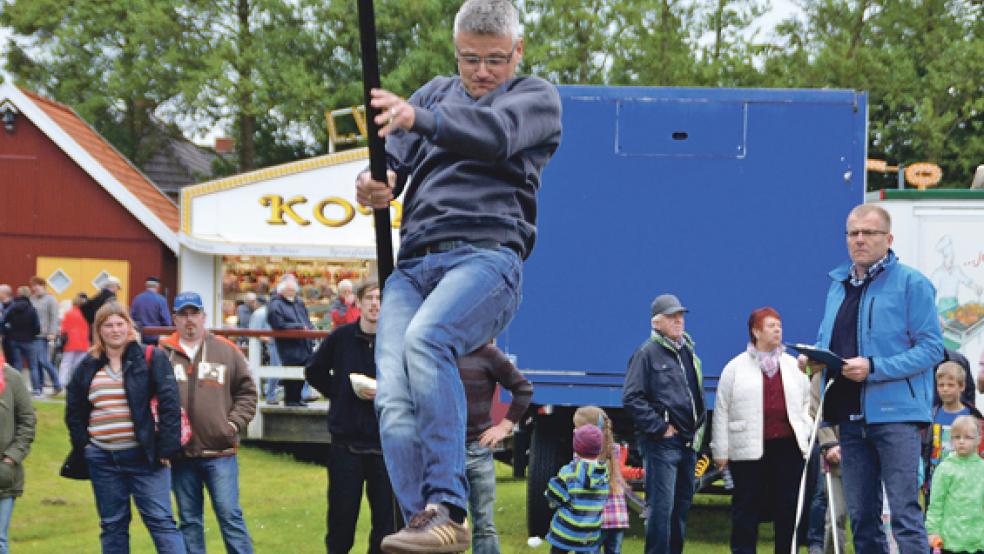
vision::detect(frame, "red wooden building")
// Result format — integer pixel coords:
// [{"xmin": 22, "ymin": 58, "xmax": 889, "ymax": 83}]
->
[{"xmin": 0, "ymin": 83, "xmax": 179, "ymax": 305}]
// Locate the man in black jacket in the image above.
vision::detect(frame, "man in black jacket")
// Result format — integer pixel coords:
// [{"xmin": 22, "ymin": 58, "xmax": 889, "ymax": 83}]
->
[
  {"xmin": 0, "ymin": 284, "xmax": 14, "ymax": 366},
  {"xmin": 623, "ymin": 294, "xmax": 707, "ymax": 554},
  {"xmin": 81, "ymin": 276, "xmax": 120, "ymax": 329},
  {"xmin": 305, "ymin": 282, "xmax": 398, "ymax": 554},
  {"xmin": 3, "ymin": 288, "xmax": 42, "ymax": 397},
  {"xmin": 268, "ymin": 277, "xmax": 313, "ymax": 406}
]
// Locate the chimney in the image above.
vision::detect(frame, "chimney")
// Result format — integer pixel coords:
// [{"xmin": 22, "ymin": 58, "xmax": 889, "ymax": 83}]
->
[{"xmin": 214, "ymin": 137, "xmax": 235, "ymax": 154}]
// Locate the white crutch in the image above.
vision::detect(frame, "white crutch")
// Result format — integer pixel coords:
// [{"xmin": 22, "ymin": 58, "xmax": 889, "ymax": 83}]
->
[
  {"xmin": 825, "ymin": 459, "xmax": 841, "ymax": 554},
  {"xmin": 791, "ymin": 377, "xmax": 835, "ymax": 554}
]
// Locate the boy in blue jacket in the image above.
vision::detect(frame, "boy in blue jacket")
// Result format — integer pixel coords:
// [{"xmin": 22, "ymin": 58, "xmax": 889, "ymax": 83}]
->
[{"xmin": 545, "ymin": 424, "xmax": 610, "ymax": 553}]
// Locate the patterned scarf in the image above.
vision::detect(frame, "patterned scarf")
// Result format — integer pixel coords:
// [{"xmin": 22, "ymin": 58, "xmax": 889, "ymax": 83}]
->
[
  {"xmin": 747, "ymin": 342, "xmax": 782, "ymax": 378},
  {"xmin": 653, "ymin": 330, "xmax": 686, "ymax": 351}
]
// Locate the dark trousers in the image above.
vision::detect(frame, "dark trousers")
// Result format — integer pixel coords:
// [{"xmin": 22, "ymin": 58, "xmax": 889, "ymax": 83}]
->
[
  {"xmin": 284, "ymin": 380, "xmax": 304, "ymax": 404},
  {"xmin": 326, "ymin": 443, "xmax": 399, "ymax": 554},
  {"xmin": 728, "ymin": 438, "xmax": 804, "ymax": 554},
  {"xmin": 280, "ymin": 353, "xmax": 307, "ymax": 404}
]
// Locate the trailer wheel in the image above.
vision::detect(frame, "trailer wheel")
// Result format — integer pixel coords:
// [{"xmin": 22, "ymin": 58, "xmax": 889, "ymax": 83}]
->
[{"xmin": 526, "ymin": 417, "xmax": 572, "ymax": 538}]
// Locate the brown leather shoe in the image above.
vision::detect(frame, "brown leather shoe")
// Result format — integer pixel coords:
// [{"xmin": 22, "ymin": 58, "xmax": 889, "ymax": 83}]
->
[{"xmin": 380, "ymin": 504, "xmax": 470, "ymax": 553}]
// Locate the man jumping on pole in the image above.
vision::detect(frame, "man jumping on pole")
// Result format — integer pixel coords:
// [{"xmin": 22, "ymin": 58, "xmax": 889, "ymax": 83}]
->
[{"xmin": 355, "ymin": 1, "xmax": 562, "ymax": 551}]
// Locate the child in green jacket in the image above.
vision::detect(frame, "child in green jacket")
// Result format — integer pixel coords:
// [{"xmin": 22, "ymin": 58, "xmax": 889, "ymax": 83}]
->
[{"xmin": 925, "ymin": 415, "xmax": 984, "ymax": 554}]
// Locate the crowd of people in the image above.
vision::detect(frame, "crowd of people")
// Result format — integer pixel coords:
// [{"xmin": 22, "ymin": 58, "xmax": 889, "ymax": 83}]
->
[{"xmin": 616, "ymin": 204, "xmax": 984, "ymax": 554}]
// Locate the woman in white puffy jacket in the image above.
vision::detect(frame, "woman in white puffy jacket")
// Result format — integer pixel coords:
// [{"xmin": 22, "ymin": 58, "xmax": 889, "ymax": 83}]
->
[{"xmin": 711, "ymin": 307, "xmax": 812, "ymax": 554}]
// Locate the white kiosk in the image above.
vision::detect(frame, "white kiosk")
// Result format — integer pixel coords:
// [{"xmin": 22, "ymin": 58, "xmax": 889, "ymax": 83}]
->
[{"xmin": 178, "ymin": 147, "xmax": 401, "ymax": 324}]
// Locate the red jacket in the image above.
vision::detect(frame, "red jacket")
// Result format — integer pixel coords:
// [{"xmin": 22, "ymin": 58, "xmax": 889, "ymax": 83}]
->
[
  {"xmin": 330, "ymin": 301, "xmax": 360, "ymax": 328},
  {"xmin": 59, "ymin": 307, "xmax": 90, "ymax": 352}
]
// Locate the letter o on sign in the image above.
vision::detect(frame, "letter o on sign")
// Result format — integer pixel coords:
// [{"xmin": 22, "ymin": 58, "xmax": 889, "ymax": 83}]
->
[
  {"xmin": 904, "ymin": 162, "xmax": 943, "ymax": 190},
  {"xmin": 314, "ymin": 197, "xmax": 355, "ymax": 227}
]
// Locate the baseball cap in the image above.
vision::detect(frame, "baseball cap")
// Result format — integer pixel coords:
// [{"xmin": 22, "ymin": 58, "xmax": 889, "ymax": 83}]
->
[
  {"xmin": 173, "ymin": 291, "xmax": 204, "ymax": 312},
  {"xmin": 651, "ymin": 294, "xmax": 688, "ymax": 317}
]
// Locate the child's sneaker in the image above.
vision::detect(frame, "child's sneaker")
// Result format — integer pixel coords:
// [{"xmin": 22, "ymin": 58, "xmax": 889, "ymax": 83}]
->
[{"xmin": 380, "ymin": 503, "xmax": 470, "ymax": 553}]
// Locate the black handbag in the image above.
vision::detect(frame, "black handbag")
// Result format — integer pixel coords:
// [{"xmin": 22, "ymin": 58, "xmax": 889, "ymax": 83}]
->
[{"xmin": 59, "ymin": 445, "xmax": 89, "ymax": 480}]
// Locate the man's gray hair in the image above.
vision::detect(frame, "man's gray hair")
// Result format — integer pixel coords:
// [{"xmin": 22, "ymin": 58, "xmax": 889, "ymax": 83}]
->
[
  {"xmin": 454, "ymin": 0, "xmax": 519, "ymax": 41},
  {"xmin": 276, "ymin": 275, "xmax": 298, "ymax": 294}
]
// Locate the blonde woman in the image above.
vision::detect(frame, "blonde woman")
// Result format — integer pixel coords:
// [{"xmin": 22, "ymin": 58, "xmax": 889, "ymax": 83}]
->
[
  {"xmin": 574, "ymin": 406, "xmax": 628, "ymax": 554},
  {"xmin": 65, "ymin": 302, "xmax": 185, "ymax": 554}
]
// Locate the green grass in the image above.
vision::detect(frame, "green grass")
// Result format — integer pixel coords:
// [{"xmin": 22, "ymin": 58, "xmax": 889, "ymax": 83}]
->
[{"xmin": 13, "ymin": 401, "xmax": 819, "ymax": 552}]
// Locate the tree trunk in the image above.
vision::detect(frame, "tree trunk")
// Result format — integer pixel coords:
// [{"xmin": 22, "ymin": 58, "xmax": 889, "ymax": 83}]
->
[{"xmin": 237, "ymin": 0, "xmax": 256, "ymax": 171}]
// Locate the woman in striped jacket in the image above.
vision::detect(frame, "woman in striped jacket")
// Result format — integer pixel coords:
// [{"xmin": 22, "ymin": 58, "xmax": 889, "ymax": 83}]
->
[{"xmin": 65, "ymin": 302, "xmax": 185, "ymax": 554}]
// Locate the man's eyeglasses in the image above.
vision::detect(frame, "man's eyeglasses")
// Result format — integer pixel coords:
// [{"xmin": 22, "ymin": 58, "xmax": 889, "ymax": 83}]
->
[
  {"xmin": 846, "ymin": 229, "xmax": 889, "ymax": 238},
  {"xmin": 456, "ymin": 48, "xmax": 515, "ymax": 68}
]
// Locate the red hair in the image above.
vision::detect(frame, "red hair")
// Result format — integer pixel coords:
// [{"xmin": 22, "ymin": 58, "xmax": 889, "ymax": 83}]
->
[{"xmin": 748, "ymin": 307, "xmax": 781, "ymax": 343}]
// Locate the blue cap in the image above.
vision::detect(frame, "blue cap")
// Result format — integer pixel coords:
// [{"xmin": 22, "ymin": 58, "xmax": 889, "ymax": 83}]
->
[{"xmin": 173, "ymin": 291, "xmax": 204, "ymax": 312}]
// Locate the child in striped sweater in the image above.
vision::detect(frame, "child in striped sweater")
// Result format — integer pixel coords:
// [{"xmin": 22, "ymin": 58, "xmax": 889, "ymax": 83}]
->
[
  {"xmin": 574, "ymin": 406, "xmax": 629, "ymax": 553},
  {"xmin": 545, "ymin": 423, "xmax": 610, "ymax": 553}
]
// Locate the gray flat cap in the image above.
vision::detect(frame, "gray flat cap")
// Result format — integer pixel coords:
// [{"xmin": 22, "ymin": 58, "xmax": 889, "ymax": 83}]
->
[{"xmin": 651, "ymin": 294, "xmax": 688, "ymax": 317}]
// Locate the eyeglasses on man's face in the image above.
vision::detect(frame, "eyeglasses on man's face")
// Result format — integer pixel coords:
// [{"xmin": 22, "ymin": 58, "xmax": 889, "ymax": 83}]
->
[
  {"xmin": 456, "ymin": 48, "xmax": 515, "ymax": 68},
  {"xmin": 845, "ymin": 229, "xmax": 889, "ymax": 238}
]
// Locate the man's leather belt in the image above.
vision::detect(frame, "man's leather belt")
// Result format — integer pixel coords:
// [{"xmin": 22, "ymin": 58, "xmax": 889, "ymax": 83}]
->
[{"xmin": 404, "ymin": 239, "xmax": 502, "ymax": 259}]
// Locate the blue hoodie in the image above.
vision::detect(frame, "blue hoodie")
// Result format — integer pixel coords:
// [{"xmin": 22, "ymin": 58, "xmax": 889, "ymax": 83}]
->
[
  {"xmin": 815, "ymin": 250, "xmax": 943, "ymax": 424},
  {"xmin": 545, "ymin": 458, "xmax": 609, "ymax": 552}
]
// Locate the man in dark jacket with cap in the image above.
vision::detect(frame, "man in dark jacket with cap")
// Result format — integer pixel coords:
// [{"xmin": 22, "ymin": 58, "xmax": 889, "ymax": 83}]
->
[{"xmin": 623, "ymin": 294, "xmax": 706, "ymax": 554}]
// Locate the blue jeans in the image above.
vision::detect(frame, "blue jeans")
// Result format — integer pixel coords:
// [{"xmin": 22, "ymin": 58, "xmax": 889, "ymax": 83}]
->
[
  {"xmin": 375, "ymin": 244, "xmax": 522, "ymax": 519},
  {"xmin": 638, "ymin": 434, "xmax": 696, "ymax": 554},
  {"xmin": 596, "ymin": 529, "xmax": 624, "ymax": 554},
  {"xmin": 7, "ymin": 340, "xmax": 39, "ymax": 393},
  {"xmin": 840, "ymin": 421, "xmax": 925, "ymax": 554},
  {"xmin": 171, "ymin": 456, "xmax": 253, "ymax": 554},
  {"xmin": 262, "ymin": 341, "xmax": 281, "ymax": 403},
  {"xmin": 84, "ymin": 445, "xmax": 186, "ymax": 554},
  {"xmin": 34, "ymin": 338, "xmax": 61, "ymax": 391},
  {"xmin": 0, "ymin": 497, "xmax": 14, "ymax": 554},
  {"xmin": 466, "ymin": 442, "xmax": 499, "ymax": 554},
  {"xmin": 807, "ymin": 445, "xmax": 826, "ymax": 549}
]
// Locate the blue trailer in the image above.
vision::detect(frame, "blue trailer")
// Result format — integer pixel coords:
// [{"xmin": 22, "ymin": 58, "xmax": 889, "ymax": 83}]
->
[{"xmin": 494, "ymin": 85, "xmax": 868, "ymax": 536}]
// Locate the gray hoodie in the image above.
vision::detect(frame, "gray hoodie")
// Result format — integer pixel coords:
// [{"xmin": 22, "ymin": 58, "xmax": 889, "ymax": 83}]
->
[
  {"xmin": 386, "ymin": 75, "xmax": 563, "ymax": 260},
  {"xmin": 30, "ymin": 292, "xmax": 59, "ymax": 337}
]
